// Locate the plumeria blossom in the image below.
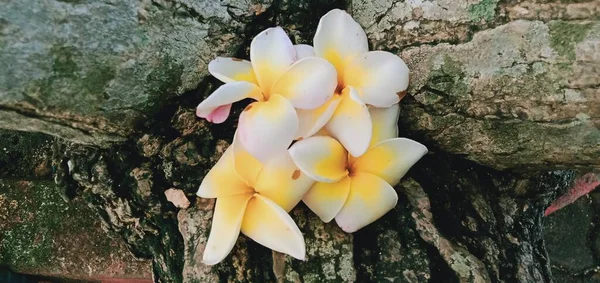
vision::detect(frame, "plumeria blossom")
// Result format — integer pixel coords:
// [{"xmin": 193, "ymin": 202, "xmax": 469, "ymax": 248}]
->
[
  {"xmin": 195, "ymin": 27, "xmax": 337, "ymax": 163},
  {"xmin": 288, "ymin": 104, "xmax": 427, "ymax": 232},
  {"xmin": 197, "ymin": 136, "xmax": 314, "ymax": 265},
  {"xmin": 293, "ymin": 9, "xmax": 410, "ymax": 158}
]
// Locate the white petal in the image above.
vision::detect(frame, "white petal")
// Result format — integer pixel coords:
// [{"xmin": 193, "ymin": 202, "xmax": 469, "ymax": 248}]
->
[
  {"xmin": 288, "ymin": 136, "xmax": 348, "ymax": 183},
  {"xmin": 237, "ymin": 94, "xmax": 298, "ymax": 163},
  {"xmin": 196, "ymin": 82, "xmax": 262, "ymax": 118},
  {"xmin": 369, "ymin": 104, "xmax": 400, "ymax": 147},
  {"xmin": 250, "ymin": 27, "xmax": 296, "ymax": 93},
  {"xmin": 294, "ymin": 95, "xmax": 341, "ymax": 140},
  {"xmin": 325, "ymin": 87, "xmax": 372, "ymax": 157},
  {"xmin": 202, "ymin": 193, "xmax": 253, "ymax": 265},
  {"xmin": 255, "ymin": 151, "xmax": 314, "ymax": 212},
  {"xmin": 271, "ymin": 57, "xmax": 337, "ymax": 109},
  {"xmin": 294, "ymin": 44, "xmax": 315, "ymax": 60},
  {"xmin": 335, "ymin": 172, "xmax": 398, "ymax": 233},
  {"xmin": 303, "ymin": 177, "xmax": 351, "ymax": 222},
  {"xmin": 353, "ymin": 138, "xmax": 428, "ymax": 186},
  {"xmin": 314, "ymin": 9, "xmax": 368, "ymax": 81},
  {"xmin": 241, "ymin": 194, "xmax": 306, "ymax": 260},
  {"xmin": 208, "ymin": 57, "xmax": 257, "ymax": 84},
  {"xmin": 344, "ymin": 51, "xmax": 409, "ymax": 107}
]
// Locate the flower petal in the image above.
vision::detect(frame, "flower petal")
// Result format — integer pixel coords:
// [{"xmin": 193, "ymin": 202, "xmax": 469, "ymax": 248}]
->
[
  {"xmin": 369, "ymin": 104, "xmax": 400, "ymax": 147},
  {"xmin": 303, "ymin": 177, "xmax": 351, "ymax": 222},
  {"xmin": 255, "ymin": 151, "xmax": 314, "ymax": 212},
  {"xmin": 196, "ymin": 81, "xmax": 262, "ymax": 119},
  {"xmin": 314, "ymin": 9, "xmax": 368, "ymax": 82},
  {"xmin": 314, "ymin": 127, "xmax": 332, "ymax": 137},
  {"xmin": 288, "ymin": 136, "xmax": 348, "ymax": 183},
  {"xmin": 271, "ymin": 57, "xmax": 337, "ymax": 109},
  {"xmin": 237, "ymin": 94, "xmax": 298, "ymax": 163},
  {"xmin": 344, "ymin": 51, "xmax": 410, "ymax": 107},
  {"xmin": 250, "ymin": 27, "xmax": 296, "ymax": 94},
  {"xmin": 197, "ymin": 147, "xmax": 252, "ymax": 198},
  {"xmin": 294, "ymin": 44, "xmax": 315, "ymax": 60},
  {"xmin": 294, "ymin": 95, "xmax": 341, "ymax": 140},
  {"xmin": 205, "ymin": 104, "xmax": 232, "ymax": 124},
  {"xmin": 334, "ymin": 172, "xmax": 398, "ymax": 233},
  {"xmin": 241, "ymin": 194, "xmax": 305, "ymax": 260},
  {"xmin": 353, "ymin": 138, "xmax": 428, "ymax": 186},
  {"xmin": 202, "ymin": 193, "xmax": 253, "ymax": 265},
  {"xmin": 232, "ymin": 132, "xmax": 264, "ymax": 187},
  {"xmin": 208, "ymin": 57, "xmax": 258, "ymax": 84},
  {"xmin": 325, "ymin": 87, "xmax": 372, "ymax": 157}
]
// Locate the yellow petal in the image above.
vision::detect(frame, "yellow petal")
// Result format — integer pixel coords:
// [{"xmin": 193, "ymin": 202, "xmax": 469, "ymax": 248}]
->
[
  {"xmin": 271, "ymin": 57, "xmax": 337, "ymax": 109},
  {"xmin": 241, "ymin": 194, "xmax": 305, "ymax": 260},
  {"xmin": 344, "ymin": 51, "xmax": 409, "ymax": 107},
  {"xmin": 369, "ymin": 104, "xmax": 400, "ymax": 147},
  {"xmin": 334, "ymin": 172, "xmax": 398, "ymax": 233},
  {"xmin": 250, "ymin": 27, "xmax": 296, "ymax": 94},
  {"xmin": 294, "ymin": 95, "xmax": 341, "ymax": 140},
  {"xmin": 254, "ymin": 152, "xmax": 314, "ymax": 212},
  {"xmin": 314, "ymin": 127, "xmax": 332, "ymax": 137},
  {"xmin": 288, "ymin": 136, "xmax": 348, "ymax": 183},
  {"xmin": 237, "ymin": 94, "xmax": 298, "ymax": 163},
  {"xmin": 197, "ymin": 147, "xmax": 253, "ymax": 198},
  {"xmin": 302, "ymin": 177, "xmax": 351, "ymax": 222},
  {"xmin": 202, "ymin": 193, "xmax": 253, "ymax": 265},
  {"xmin": 232, "ymin": 132, "xmax": 263, "ymax": 187},
  {"xmin": 314, "ymin": 9, "xmax": 368, "ymax": 83},
  {"xmin": 353, "ymin": 138, "xmax": 427, "ymax": 186},
  {"xmin": 208, "ymin": 57, "xmax": 258, "ymax": 84},
  {"xmin": 325, "ymin": 87, "xmax": 372, "ymax": 157}
]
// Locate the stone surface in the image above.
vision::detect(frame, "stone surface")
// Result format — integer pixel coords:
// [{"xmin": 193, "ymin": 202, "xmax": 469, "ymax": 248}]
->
[
  {"xmin": 0, "ymin": 0, "xmax": 271, "ymax": 145},
  {"xmin": 351, "ymin": 0, "xmax": 600, "ymax": 171}
]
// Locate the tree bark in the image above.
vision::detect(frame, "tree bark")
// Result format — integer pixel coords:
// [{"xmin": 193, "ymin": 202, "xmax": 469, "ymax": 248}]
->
[{"xmin": 1, "ymin": 0, "xmax": 599, "ymax": 282}]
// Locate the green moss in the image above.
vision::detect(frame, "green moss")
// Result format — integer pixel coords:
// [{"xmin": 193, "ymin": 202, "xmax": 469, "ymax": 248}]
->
[
  {"xmin": 0, "ymin": 181, "xmax": 66, "ymax": 270},
  {"xmin": 0, "ymin": 179, "xmax": 124, "ymax": 273},
  {"xmin": 144, "ymin": 54, "xmax": 184, "ymax": 112},
  {"xmin": 55, "ymin": 0, "xmax": 84, "ymax": 3},
  {"xmin": 549, "ymin": 21, "xmax": 593, "ymax": 60},
  {"xmin": 428, "ymin": 56, "xmax": 469, "ymax": 98},
  {"xmin": 468, "ymin": 0, "xmax": 499, "ymax": 22},
  {"xmin": 82, "ymin": 62, "xmax": 116, "ymax": 94},
  {"xmin": 26, "ymin": 46, "xmax": 117, "ymax": 113},
  {"xmin": 50, "ymin": 45, "xmax": 79, "ymax": 78}
]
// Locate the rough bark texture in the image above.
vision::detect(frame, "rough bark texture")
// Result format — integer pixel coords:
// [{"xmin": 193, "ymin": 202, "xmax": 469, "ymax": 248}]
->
[{"xmin": 1, "ymin": 0, "xmax": 599, "ymax": 282}]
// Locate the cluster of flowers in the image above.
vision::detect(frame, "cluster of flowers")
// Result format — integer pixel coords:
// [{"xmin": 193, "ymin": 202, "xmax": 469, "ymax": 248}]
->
[{"xmin": 195, "ymin": 9, "xmax": 428, "ymax": 265}]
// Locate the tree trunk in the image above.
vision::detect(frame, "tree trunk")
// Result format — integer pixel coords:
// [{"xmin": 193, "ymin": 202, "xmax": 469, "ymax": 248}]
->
[{"xmin": 1, "ymin": 0, "xmax": 598, "ymax": 282}]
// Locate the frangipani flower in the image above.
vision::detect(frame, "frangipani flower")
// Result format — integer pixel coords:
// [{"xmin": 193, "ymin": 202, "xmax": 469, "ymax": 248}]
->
[
  {"xmin": 197, "ymin": 137, "xmax": 314, "ymax": 265},
  {"xmin": 294, "ymin": 9, "xmax": 410, "ymax": 157},
  {"xmin": 196, "ymin": 27, "xmax": 337, "ymax": 163},
  {"xmin": 288, "ymin": 105, "xmax": 427, "ymax": 232}
]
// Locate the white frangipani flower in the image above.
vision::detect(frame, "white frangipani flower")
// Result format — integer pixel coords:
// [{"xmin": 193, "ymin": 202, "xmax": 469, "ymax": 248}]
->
[
  {"xmin": 197, "ymin": 136, "xmax": 314, "ymax": 265},
  {"xmin": 289, "ymin": 104, "xmax": 427, "ymax": 232},
  {"xmin": 196, "ymin": 27, "xmax": 337, "ymax": 162},
  {"xmin": 293, "ymin": 9, "xmax": 410, "ymax": 157}
]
